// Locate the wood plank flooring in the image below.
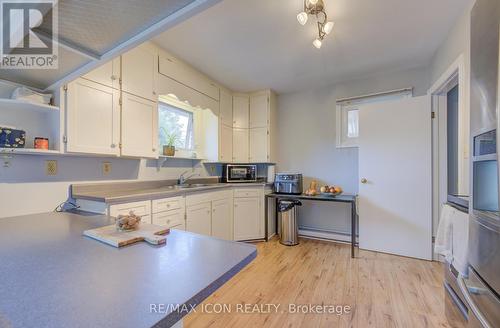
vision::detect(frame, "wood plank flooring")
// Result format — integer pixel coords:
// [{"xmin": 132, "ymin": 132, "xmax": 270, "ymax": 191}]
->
[{"xmin": 185, "ymin": 238, "xmax": 466, "ymax": 328}]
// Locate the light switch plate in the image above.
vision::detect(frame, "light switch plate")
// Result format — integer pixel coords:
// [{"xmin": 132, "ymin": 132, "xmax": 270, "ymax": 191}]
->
[
  {"xmin": 102, "ymin": 162, "xmax": 112, "ymax": 175},
  {"xmin": 45, "ymin": 160, "xmax": 57, "ymax": 176}
]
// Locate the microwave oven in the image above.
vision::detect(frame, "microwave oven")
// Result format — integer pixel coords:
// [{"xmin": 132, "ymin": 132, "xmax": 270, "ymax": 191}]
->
[{"xmin": 222, "ymin": 164, "xmax": 257, "ymax": 183}]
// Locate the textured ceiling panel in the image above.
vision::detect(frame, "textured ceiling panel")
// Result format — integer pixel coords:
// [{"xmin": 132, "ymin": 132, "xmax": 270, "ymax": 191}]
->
[{"xmin": 38, "ymin": 0, "xmax": 197, "ymax": 56}]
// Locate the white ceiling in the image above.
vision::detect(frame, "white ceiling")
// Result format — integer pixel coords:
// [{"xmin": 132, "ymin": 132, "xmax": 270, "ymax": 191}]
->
[{"xmin": 154, "ymin": 0, "xmax": 472, "ymax": 94}]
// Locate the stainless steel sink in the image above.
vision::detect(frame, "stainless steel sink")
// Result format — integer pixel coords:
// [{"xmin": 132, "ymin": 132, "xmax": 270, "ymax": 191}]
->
[{"xmin": 175, "ymin": 184, "xmax": 213, "ymax": 189}]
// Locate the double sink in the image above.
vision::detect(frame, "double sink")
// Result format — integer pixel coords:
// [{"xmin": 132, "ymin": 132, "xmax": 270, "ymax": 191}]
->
[{"xmin": 163, "ymin": 183, "xmax": 214, "ymax": 190}]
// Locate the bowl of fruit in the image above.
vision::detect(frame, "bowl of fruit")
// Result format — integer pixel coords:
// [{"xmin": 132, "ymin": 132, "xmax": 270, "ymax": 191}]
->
[{"xmin": 320, "ymin": 185, "xmax": 343, "ymax": 197}]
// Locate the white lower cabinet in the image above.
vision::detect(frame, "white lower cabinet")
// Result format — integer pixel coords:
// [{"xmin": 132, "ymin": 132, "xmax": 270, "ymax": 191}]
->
[
  {"xmin": 109, "ymin": 200, "xmax": 151, "ymax": 222},
  {"xmin": 152, "ymin": 209, "xmax": 185, "ymax": 230},
  {"xmin": 211, "ymin": 198, "xmax": 233, "ymax": 240},
  {"xmin": 186, "ymin": 202, "xmax": 212, "ymax": 235},
  {"xmin": 233, "ymin": 188, "xmax": 263, "ymax": 241},
  {"xmin": 79, "ymin": 188, "xmax": 266, "ymax": 240},
  {"xmin": 152, "ymin": 196, "xmax": 186, "ymax": 230}
]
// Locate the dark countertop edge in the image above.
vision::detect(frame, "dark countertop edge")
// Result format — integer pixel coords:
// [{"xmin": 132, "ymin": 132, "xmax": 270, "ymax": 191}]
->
[
  {"xmin": 153, "ymin": 249, "xmax": 257, "ymax": 328},
  {"xmin": 266, "ymin": 193, "xmax": 357, "ymax": 202},
  {"xmin": 73, "ymin": 183, "xmax": 273, "ymax": 204}
]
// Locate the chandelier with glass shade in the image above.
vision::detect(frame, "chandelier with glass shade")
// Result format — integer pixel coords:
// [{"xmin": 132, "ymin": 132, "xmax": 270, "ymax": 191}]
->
[{"xmin": 297, "ymin": 0, "xmax": 334, "ymax": 49}]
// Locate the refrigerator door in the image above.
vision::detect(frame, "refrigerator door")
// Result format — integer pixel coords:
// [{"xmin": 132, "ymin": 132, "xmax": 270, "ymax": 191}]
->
[
  {"xmin": 458, "ymin": 268, "xmax": 500, "ymax": 328},
  {"xmin": 468, "ymin": 213, "xmax": 500, "ymax": 295},
  {"xmin": 470, "ymin": 0, "xmax": 499, "ymax": 136}
]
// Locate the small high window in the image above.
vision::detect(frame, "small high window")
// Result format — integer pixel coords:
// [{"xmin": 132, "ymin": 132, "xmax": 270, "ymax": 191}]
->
[{"xmin": 158, "ymin": 102, "xmax": 194, "ymax": 150}]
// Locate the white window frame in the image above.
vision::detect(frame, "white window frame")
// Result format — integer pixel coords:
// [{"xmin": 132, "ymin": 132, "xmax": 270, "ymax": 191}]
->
[
  {"xmin": 158, "ymin": 94, "xmax": 202, "ymax": 158},
  {"xmin": 336, "ymin": 89, "xmax": 413, "ymax": 148},
  {"xmin": 158, "ymin": 102, "xmax": 194, "ymax": 150}
]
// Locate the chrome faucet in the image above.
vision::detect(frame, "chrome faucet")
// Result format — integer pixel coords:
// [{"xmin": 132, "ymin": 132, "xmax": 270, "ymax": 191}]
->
[{"xmin": 178, "ymin": 170, "xmax": 200, "ymax": 185}]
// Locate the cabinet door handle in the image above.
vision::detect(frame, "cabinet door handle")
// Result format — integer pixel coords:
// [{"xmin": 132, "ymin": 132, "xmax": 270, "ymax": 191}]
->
[
  {"xmin": 111, "ymin": 143, "xmax": 116, "ymax": 148},
  {"xmin": 111, "ymin": 75, "xmax": 117, "ymax": 81},
  {"xmin": 152, "ymin": 148, "xmax": 156, "ymax": 152}
]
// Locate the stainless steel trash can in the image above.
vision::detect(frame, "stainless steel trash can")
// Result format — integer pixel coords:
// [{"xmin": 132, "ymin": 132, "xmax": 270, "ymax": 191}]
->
[{"xmin": 278, "ymin": 200, "xmax": 302, "ymax": 246}]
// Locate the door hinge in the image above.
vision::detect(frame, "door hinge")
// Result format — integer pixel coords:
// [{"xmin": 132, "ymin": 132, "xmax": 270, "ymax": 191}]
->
[
  {"xmin": 267, "ymin": 97, "xmax": 270, "ymax": 103},
  {"xmin": 119, "ymin": 142, "xmax": 122, "ymax": 149},
  {"xmin": 63, "ymin": 85, "xmax": 68, "ymax": 92},
  {"xmin": 119, "ymin": 97, "xmax": 122, "ymax": 106},
  {"xmin": 431, "ymin": 112, "xmax": 436, "ymax": 119},
  {"xmin": 119, "ymin": 77, "xmax": 122, "ymax": 86},
  {"xmin": 63, "ymin": 135, "xmax": 67, "ymax": 144},
  {"xmin": 267, "ymin": 130, "xmax": 270, "ymax": 135}
]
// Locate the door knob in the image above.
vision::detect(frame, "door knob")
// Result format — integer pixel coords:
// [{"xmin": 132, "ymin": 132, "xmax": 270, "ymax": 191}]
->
[{"xmin": 361, "ymin": 178, "xmax": 368, "ymax": 184}]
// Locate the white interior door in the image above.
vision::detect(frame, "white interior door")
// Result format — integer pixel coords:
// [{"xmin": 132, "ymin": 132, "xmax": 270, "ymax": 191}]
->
[{"xmin": 358, "ymin": 95, "xmax": 432, "ymax": 260}]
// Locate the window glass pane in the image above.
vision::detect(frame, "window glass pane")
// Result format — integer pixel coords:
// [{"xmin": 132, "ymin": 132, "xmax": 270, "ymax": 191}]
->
[
  {"xmin": 447, "ymin": 85, "xmax": 459, "ymax": 195},
  {"xmin": 158, "ymin": 102, "xmax": 194, "ymax": 150},
  {"xmin": 347, "ymin": 109, "xmax": 359, "ymax": 138}
]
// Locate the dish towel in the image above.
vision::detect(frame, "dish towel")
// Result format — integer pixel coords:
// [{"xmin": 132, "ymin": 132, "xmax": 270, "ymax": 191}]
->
[
  {"xmin": 435, "ymin": 204, "xmax": 454, "ymax": 261},
  {"xmin": 451, "ymin": 208, "xmax": 469, "ymax": 276},
  {"xmin": 434, "ymin": 204, "xmax": 469, "ymax": 276}
]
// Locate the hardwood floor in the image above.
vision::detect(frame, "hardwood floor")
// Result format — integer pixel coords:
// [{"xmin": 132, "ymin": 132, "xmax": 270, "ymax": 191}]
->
[{"xmin": 185, "ymin": 238, "xmax": 466, "ymax": 328}]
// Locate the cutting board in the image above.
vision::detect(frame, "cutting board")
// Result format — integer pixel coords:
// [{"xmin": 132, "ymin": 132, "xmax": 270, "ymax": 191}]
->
[{"xmin": 83, "ymin": 223, "xmax": 170, "ymax": 248}]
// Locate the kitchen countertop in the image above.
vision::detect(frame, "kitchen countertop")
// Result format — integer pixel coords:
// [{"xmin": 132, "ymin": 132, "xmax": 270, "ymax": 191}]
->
[
  {"xmin": 0, "ymin": 211, "xmax": 256, "ymax": 328},
  {"xmin": 72, "ymin": 180, "xmax": 273, "ymax": 204}
]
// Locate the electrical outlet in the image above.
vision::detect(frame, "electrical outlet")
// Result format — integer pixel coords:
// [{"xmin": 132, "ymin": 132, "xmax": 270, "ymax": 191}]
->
[
  {"xmin": 102, "ymin": 162, "xmax": 112, "ymax": 175},
  {"xmin": 45, "ymin": 160, "xmax": 57, "ymax": 176}
]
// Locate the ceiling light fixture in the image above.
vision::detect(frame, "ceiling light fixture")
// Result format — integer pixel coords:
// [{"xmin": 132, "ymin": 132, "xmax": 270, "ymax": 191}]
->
[{"xmin": 297, "ymin": 0, "xmax": 334, "ymax": 48}]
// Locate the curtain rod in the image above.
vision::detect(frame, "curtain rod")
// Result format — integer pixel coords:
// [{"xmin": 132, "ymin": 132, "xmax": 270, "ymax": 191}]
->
[{"xmin": 336, "ymin": 87, "xmax": 413, "ymax": 104}]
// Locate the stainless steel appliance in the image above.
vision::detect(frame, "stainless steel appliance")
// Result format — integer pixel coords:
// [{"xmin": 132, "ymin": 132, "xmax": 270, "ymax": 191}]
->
[
  {"xmin": 274, "ymin": 173, "xmax": 303, "ymax": 195},
  {"xmin": 460, "ymin": 1, "xmax": 500, "ymax": 327},
  {"xmin": 222, "ymin": 164, "xmax": 257, "ymax": 183}
]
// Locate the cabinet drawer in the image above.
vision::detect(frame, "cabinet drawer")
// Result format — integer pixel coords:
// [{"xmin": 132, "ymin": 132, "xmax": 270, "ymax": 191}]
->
[
  {"xmin": 141, "ymin": 215, "xmax": 151, "ymax": 224},
  {"xmin": 152, "ymin": 196, "xmax": 184, "ymax": 213},
  {"xmin": 109, "ymin": 200, "xmax": 151, "ymax": 218},
  {"xmin": 171, "ymin": 222, "xmax": 186, "ymax": 231},
  {"xmin": 152, "ymin": 209, "xmax": 185, "ymax": 228},
  {"xmin": 234, "ymin": 189, "xmax": 262, "ymax": 198}
]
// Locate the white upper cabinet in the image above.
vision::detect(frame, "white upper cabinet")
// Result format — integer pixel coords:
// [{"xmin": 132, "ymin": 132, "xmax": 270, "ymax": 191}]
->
[
  {"xmin": 232, "ymin": 128, "xmax": 249, "ymax": 163},
  {"xmin": 121, "ymin": 43, "xmax": 157, "ymax": 101},
  {"xmin": 82, "ymin": 57, "xmax": 121, "ymax": 89},
  {"xmin": 121, "ymin": 93, "xmax": 158, "ymax": 159},
  {"xmin": 219, "ymin": 89, "xmax": 233, "ymax": 127},
  {"xmin": 65, "ymin": 78, "xmax": 120, "ymax": 156},
  {"xmin": 232, "ymin": 94, "xmax": 249, "ymax": 128},
  {"xmin": 249, "ymin": 92, "xmax": 269, "ymax": 128},
  {"xmin": 249, "ymin": 127, "xmax": 269, "ymax": 163},
  {"xmin": 158, "ymin": 51, "xmax": 219, "ymax": 101},
  {"xmin": 220, "ymin": 124, "xmax": 233, "ymax": 162}
]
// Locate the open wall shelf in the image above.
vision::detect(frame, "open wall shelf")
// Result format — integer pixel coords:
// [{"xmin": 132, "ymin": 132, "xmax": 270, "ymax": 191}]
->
[{"xmin": 0, "ymin": 98, "xmax": 59, "ymax": 113}]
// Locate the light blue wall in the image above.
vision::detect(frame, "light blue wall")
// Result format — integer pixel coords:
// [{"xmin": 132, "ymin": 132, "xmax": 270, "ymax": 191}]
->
[{"xmin": 276, "ymin": 66, "xmax": 431, "ymax": 235}]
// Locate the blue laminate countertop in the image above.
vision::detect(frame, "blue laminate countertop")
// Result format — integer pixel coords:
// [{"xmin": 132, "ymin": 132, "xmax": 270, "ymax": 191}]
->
[{"xmin": 0, "ymin": 211, "xmax": 256, "ymax": 328}]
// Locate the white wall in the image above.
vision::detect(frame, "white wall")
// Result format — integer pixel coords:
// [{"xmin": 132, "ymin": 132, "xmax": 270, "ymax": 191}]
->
[
  {"xmin": 277, "ymin": 66, "xmax": 430, "ymax": 236},
  {"xmin": 430, "ymin": 5, "xmax": 472, "ymax": 84},
  {"xmin": 429, "ymin": 2, "xmax": 473, "ymax": 197},
  {"xmin": 0, "ymin": 155, "xmax": 212, "ymax": 218}
]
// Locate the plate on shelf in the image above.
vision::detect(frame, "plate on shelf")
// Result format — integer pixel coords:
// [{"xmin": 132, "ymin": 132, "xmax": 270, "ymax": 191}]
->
[{"xmin": 320, "ymin": 192, "xmax": 342, "ymax": 197}]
